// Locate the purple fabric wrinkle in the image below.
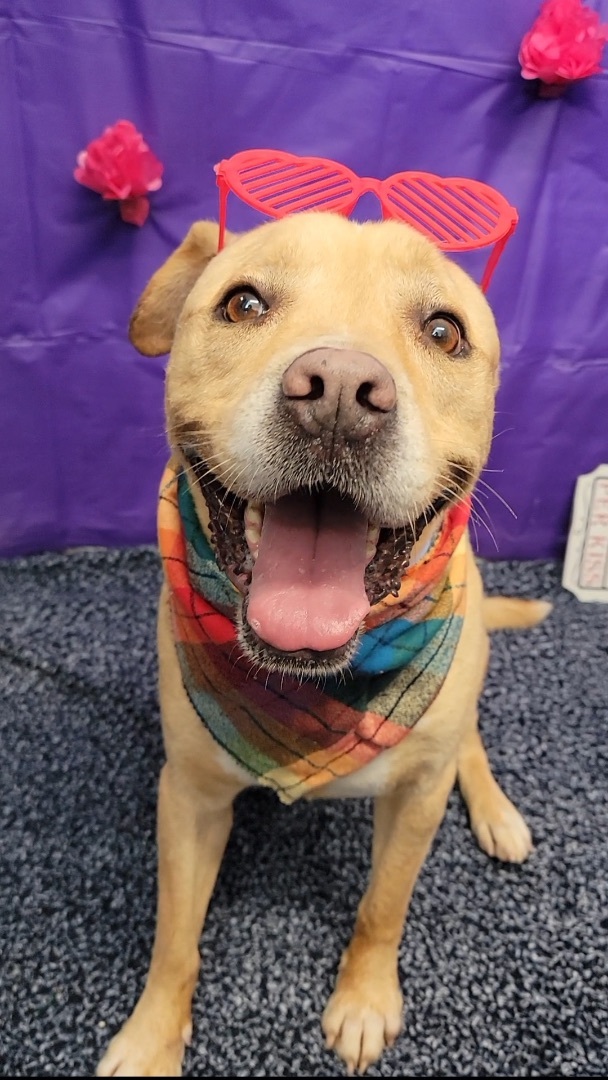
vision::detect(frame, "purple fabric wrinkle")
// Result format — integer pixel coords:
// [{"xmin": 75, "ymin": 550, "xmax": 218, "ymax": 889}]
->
[{"xmin": 1, "ymin": 0, "xmax": 608, "ymax": 559}]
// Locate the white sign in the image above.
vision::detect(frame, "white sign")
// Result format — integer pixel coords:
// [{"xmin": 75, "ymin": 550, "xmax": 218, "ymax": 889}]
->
[{"xmin": 562, "ymin": 465, "xmax": 608, "ymax": 603}]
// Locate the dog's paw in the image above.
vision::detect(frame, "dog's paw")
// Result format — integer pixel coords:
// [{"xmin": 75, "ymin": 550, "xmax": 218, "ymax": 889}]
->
[
  {"xmin": 96, "ymin": 1014, "xmax": 191, "ymax": 1078},
  {"xmin": 322, "ymin": 981, "xmax": 403, "ymax": 1075},
  {"xmin": 470, "ymin": 790, "xmax": 533, "ymax": 864}
]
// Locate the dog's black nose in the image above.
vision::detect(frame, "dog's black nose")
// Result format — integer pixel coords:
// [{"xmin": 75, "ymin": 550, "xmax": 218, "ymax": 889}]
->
[{"xmin": 282, "ymin": 348, "xmax": 396, "ymax": 440}]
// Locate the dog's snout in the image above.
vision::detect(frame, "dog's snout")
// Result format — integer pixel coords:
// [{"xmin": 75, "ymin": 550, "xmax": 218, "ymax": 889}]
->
[{"xmin": 282, "ymin": 349, "xmax": 396, "ymax": 440}]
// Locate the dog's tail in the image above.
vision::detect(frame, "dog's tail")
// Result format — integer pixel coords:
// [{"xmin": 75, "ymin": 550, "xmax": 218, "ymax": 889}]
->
[{"xmin": 483, "ymin": 596, "xmax": 553, "ymax": 632}]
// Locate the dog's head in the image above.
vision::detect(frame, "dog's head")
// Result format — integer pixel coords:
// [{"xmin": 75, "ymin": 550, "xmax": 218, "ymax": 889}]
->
[{"xmin": 131, "ymin": 213, "xmax": 500, "ymax": 677}]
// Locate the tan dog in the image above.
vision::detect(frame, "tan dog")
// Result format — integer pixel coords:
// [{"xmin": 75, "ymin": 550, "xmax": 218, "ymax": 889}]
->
[{"xmin": 97, "ymin": 213, "xmax": 549, "ymax": 1077}]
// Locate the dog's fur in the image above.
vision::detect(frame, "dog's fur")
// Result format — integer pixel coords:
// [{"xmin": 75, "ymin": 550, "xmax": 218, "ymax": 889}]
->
[{"xmin": 97, "ymin": 214, "xmax": 550, "ymax": 1077}]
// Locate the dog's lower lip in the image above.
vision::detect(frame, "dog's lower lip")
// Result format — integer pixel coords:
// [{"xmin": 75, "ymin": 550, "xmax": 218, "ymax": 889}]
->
[{"xmin": 264, "ymin": 645, "xmax": 346, "ymax": 661}]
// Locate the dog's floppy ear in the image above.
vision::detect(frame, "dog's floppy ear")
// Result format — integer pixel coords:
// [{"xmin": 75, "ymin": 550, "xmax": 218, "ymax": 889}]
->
[{"xmin": 129, "ymin": 221, "xmax": 233, "ymax": 356}]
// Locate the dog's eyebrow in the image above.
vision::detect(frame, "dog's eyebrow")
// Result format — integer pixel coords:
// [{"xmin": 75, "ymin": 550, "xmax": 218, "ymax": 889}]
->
[
  {"xmin": 395, "ymin": 271, "xmax": 445, "ymax": 303},
  {"xmin": 399, "ymin": 277, "xmax": 465, "ymax": 318}
]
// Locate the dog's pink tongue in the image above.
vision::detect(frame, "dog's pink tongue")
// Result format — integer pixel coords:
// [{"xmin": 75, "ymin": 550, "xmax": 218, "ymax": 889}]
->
[{"xmin": 247, "ymin": 491, "xmax": 371, "ymax": 653}]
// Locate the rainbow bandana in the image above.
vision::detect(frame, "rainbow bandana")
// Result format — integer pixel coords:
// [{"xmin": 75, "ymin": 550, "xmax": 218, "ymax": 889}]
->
[{"xmin": 158, "ymin": 462, "xmax": 469, "ymax": 804}]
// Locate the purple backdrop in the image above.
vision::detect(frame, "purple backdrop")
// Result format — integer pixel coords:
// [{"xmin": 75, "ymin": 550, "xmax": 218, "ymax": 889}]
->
[{"xmin": 2, "ymin": 0, "xmax": 608, "ymax": 559}]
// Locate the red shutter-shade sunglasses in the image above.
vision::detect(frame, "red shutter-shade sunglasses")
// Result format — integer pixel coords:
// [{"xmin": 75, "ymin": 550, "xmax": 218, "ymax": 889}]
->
[{"xmin": 214, "ymin": 149, "xmax": 518, "ymax": 293}]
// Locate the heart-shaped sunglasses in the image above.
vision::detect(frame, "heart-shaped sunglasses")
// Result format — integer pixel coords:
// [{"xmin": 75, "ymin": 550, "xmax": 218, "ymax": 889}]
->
[{"xmin": 214, "ymin": 149, "xmax": 518, "ymax": 292}]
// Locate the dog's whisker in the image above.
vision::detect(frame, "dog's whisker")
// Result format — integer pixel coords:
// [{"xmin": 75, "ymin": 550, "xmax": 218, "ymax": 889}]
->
[
  {"xmin": 469, "ymin": 506, "xmax": 490, "ymax": 550},
  {"xmin": 210, "ymin": 456, "xmax": 265, "ymax": 505},
  {"xmin": 472, "ymin": 514, "xmax": 499, "ymax": 553},
  {"xmin": 475, "ymin": 477, "xmax": 518, "ymax": 520},
  {"xmin": 469, "ymin": 512, "xmax": 481, "ymax": 551},
  {"xmin": 491, "ymin": 425, "xmax": 515, "ymax": 443},
  {"xmin": 470, "ymin": 494, "xmax": 499, "ymax": 552}
]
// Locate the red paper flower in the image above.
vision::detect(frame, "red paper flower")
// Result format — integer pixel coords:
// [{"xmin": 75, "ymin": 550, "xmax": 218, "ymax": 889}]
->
[
  {"xmin": 74, "ymin": 120, "xmax": 163, "ymax": 225},
  {"xmin": 519, "ymin": 0, "xmax": 608, "ymax": 94}
]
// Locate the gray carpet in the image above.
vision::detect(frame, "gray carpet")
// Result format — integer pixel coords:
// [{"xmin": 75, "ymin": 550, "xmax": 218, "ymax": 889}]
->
[{"xmin": 0, "ymin": 548, "xmax": 606, "ymax": 1077}]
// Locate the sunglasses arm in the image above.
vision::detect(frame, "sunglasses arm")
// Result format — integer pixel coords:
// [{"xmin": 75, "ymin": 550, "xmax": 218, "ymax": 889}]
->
[
  {"xmin": 217, "ymin": 173, "xmax": 229, "ymax": 251},
  {"xmin": 480, "ymin": 220, "xmax": 517, "ymax": 293}
]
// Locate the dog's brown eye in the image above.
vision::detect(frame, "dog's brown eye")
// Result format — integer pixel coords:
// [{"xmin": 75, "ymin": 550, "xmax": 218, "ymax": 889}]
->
[
  {"xmin": 423, "ymin": 314, "xmax": 463, "ymax": 355},
  {"xmin": 222, "ymin": 288, "xmax": 268, "ymax": 323}
]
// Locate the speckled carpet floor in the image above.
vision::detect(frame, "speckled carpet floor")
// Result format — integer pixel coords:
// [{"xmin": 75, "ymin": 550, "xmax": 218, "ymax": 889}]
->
[{"xmin": 0, "ymin": 549, "xmax": 606, "ymax": 1077}]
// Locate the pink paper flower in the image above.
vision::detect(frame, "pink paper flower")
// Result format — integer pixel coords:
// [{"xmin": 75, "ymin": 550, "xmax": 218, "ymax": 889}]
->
[
  {"xmin": 519, "ymin": 0, "xmax": 608, "ymax": 93},
  {"xmin": 74, "ymin": 120, "xmax": 163, "ymax": 225}
]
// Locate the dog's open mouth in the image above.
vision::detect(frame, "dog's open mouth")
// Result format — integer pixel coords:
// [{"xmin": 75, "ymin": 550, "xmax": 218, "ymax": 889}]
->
[
  {"xmin": 245, "ymin": 490, "xmax": 386, "ymax": 652},
  {"xmin": 184, "ymin": 451, "xmax": 427, "ymax": 674}
]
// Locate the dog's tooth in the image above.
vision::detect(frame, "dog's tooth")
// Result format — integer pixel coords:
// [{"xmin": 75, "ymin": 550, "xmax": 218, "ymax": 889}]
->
[
  {"xmin": 365, "ymin": 524, "xmax": 380, "ymax": 565},
  {"xmin": 244, "ymin": 521, "xmax": 261, "ymax": 558},
  {"xmin": 245, "ymin": 501, "xmax": 264, "ymax": 558},
  {"xmin": 245, "ymin": 502, "xmax": 263, "ymax": 525}
]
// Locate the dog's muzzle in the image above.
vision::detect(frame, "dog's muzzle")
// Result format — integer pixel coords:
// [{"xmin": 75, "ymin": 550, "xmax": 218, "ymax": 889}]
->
[{"xmin": 178, "ymin": 347, "xmax": 464, "ymax": 675}]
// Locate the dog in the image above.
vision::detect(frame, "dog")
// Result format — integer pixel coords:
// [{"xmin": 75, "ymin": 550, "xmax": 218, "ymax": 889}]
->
[{"xmin": 97, "ymin": 212, "xmax": 550, "ymax": 1077}]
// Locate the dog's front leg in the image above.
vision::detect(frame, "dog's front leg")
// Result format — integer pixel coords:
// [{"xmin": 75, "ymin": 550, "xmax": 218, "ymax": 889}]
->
[
  {"xmin": 322, "ymin": 762, "xmax": 457, "ymax": 1074},
  {"xmin": 97, "ymin": 761, "xmax": 235, "ymax": 1078}
]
